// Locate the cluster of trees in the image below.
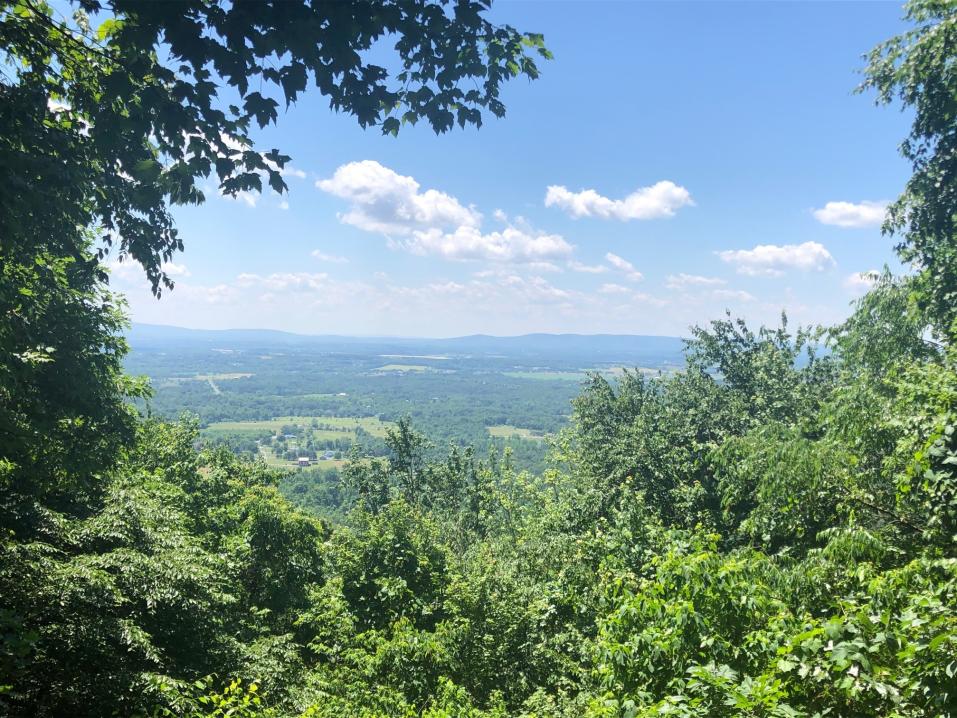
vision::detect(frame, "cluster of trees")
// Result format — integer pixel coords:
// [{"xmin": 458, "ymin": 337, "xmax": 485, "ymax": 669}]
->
[{"xmin": 2, "ymin": 0, "xmax": 955, "ymax": 716}]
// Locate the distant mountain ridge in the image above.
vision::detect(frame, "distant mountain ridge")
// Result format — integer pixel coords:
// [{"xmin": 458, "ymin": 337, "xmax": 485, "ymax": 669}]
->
[{"xmin": 128, "ymin": 323, "xmax": 688, "ymax": 363}]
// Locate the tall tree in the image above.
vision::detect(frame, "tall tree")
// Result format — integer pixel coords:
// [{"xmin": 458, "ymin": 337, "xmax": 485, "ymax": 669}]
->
[{"xmin": 861, "ymin": 0, "xmax": 957, "ymax": 339}]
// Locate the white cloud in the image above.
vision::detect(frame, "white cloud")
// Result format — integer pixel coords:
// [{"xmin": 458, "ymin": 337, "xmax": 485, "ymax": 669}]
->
[
  {"xmin": 567, "ymin": 260, "xmax": 608, "ymax": 274},
  {"xmin": 711, "ymin": 288, "xmax": 755, "ymax": 302},
  {"xmin": 812, "ymin": 200, "xmax": 887, "ymax": 228},
  {"xmin": 311, "ymin": 250, "xmax": 349, "ymax": 264},
  {"xmin": 107, "ymin": 259, "xmax": 141, "ymax": 283},
  {"xmin": 120, "ymin": 262, "xmax": 851, "ymax": 337},
  {"xmin": 317, "ymin": 160, "xmax": 480, "ymax": 235},
  {"xmin": 279, "ymin": 200, "xmax": 290, "ymax": 211},
  {"xmin": 528, "ymin": 261, "xmax": 563, "ymax": 273},
  {"xmin": 545, "ymin": 181, "xmax": 693, "ymax": 221},
  {"xmin": 108, "ymin": 259, "xmax": 190, "ymax": 281},
  {"xmin": 605, "ymin": 252, "xmax": 644, "ymax": 282},
  {"xmin": 190, "ymin": 284, "xmax": 238, "ymax": 304},
  {"xmin": 281, "ymin": 166, "xmax": 307, "ymax": 179},
  {"xmin": 843, "ymin": 270, "xmax": 879, "ymax": 294},
  {"xmin": 316, "ymin": 161, "xmax": 584, "ymax": 267},
  {"xmin": 226, "ymin": 190, "xmax": 257, "ymax": 208},
  {"xmin": 236, "ymin": 272, "xmax": 329, "ymax": 292},
  {"xmin": 398, "ymin": 225, "xmax": 573, "ymax": 263},
  {"xmin": 599, "ymin": 283, "xmax": 632, "ymax": 295},
  {"xmin": 374, "ymin": 272, "xmax": 591, "ymax": 323},
  {"xmin": 717, "ymin": 241, "xmax": 835, "ymax": 277},
  {"xmin": 498, "ymin": 274, "xmax": 572, "ymax": 303},
  {"xmin": 162, "ymin": 261, "xmax": 191, "ymax": 277},
  {"xmin": 665, "ymin": 273, "xmax": 726, "ymax": 290}
]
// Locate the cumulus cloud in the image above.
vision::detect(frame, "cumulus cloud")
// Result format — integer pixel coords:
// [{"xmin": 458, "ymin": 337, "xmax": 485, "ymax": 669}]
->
[
  {"xmin": 605, "ymin": 252, "xmax": 644, "ymax": 282},
  {"xmin": 231, "ymin": 190, "xmax": 258, "ymax": 208},
  {"xmin": 716, "ymin": 241, "xmax": 835, "ymax": 277},
  {"xmin": 599, "ymin": 283, "xmax": 632, "ymax": 295},
  {"xmin": 316, "ymin": 161, "xmax": 583, "ymax": 267},
  {"xmin": 813, "ymin": 200, "xmax": 887, "ymax": 228},
  {"xmin": 397, "ymin": 226, "xmax": 574, "ymax": 264},
  {"xmin": 189, "ymin": 284, "xmax": 238, "ymax": 304},
  {"xmin": 665, "ymin": 273, "xmax": 726, "ymax": 290},
  {"xmin": 499, "ymin": 274, "xmax": 572, "ymax": 303},
  {"xmin": 107, "ymin": 260, "xmax": 141, "ymax": 283},
  {"xmin": 595, "ymin": 284, "xmax": 668, "ymax": 308},
  {"xmin": 843, "ymin": 270, "xmax": 879, "ymax": 294},
  {"xmin": 567, "ymin": 260, "xmax": 608, "ymax": 274},
  {"xmin": 711, "ymin": 288, "xmax": 755, "ymax": 302},
  {"xmin": 237, "ymin": 272, "xmax": 330, "ymax": 292},
  {"xmin": 162, "ymin": 261, "xmax": 191, "ymax": 277},
  {"xmin": 311, "ymin": 250, "xmax": 349, "ymax": 264},
  {"xmin": 317, "ymin": 160, "xmax": 480, "ymax": 235},
  {"xmin": 108, "ymin": 259, "xmax": 190, "ymax": 281},
  {"xmin": 528, "ymin": 261, "xmax": 563, "ymax": 273},
  {"xmin": 545, "ymin": 181, "xmax": 693, "ymax": 221}
]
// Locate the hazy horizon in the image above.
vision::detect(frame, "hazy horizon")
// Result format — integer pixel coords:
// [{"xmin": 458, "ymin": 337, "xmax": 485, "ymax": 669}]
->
[{"xmin": 130, "ymin": 321, "xmax": 689, "ymax": 341}]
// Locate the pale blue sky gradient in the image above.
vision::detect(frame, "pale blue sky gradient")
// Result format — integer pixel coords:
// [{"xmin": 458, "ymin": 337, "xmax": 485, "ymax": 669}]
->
[{"xmin": 113, "ymin": 1, "xmax": 911, "ymax": 337}]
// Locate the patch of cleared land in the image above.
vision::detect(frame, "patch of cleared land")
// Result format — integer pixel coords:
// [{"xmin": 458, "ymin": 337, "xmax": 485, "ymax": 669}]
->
[
  {"xmin": 205, "ymin": 415, "xmax": 393, "ymax": 439},
  {"xmin": 257, "ymin": 445, "xmax": 349, "ymax": 471},
  {"xmin": 487, "ymin": 424, "xmax": 547, "ymax": 441},
  {"xmin": 375, "ymin": 364, "xmax": 429, "ymax": 372}
]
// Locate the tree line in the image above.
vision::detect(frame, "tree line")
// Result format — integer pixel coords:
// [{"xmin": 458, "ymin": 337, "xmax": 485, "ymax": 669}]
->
[{"xmin": 1, "ymin": 0, "xmax": 955, "ymax": 716}]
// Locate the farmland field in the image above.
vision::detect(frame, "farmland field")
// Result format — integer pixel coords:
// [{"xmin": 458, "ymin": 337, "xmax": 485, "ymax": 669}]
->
[
  {"xmin": 126, "ymin": 326, "xmax": 686, "ymax": 485},
  {"xmin": 205, "ymin": 415, "xmax": 392, "ymax": 438},
  {"xmin": 487, "ymin": 424, "xmax": 548, "ymax": 441}
]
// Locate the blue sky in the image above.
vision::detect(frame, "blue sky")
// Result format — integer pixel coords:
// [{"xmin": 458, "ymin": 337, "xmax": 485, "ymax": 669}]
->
[{"xmin": 112, "ymin": 1, "xmax": 912, "ymax": 338}]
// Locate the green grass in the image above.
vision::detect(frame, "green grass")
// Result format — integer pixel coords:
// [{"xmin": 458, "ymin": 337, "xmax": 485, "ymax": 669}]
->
[
  {"xmin": 257, "ymin": 445, "xmax": 289, "ymax": 468},
  {"xmin": 258, "ymin": 441, "xmax": 372, "ymax": 472},
  {"xmin": 487, "ymin": 424, "xmax": 547, "ymax": 441},
  {"xmin": 257, "ymin": 446, "xmax": 349, "ymax": 471},
  {"xmin": 309, "ymin": 416, "xmax": 393, "ymax": 438},
  {"xmin": 204, "ymin": 415, "xmax": 394, "ymax": 440}
]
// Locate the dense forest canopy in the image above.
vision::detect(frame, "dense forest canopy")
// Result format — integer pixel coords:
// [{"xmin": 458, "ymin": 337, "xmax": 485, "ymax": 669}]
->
[{"xmin": 1, "ymin": 0, "xmax": 956, "ymax": 717}]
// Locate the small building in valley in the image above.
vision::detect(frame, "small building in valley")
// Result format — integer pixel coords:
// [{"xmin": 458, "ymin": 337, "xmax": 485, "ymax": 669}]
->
[{"xmin": 296, "ymin": 457, "xmax": 311, "ymax": 467}]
